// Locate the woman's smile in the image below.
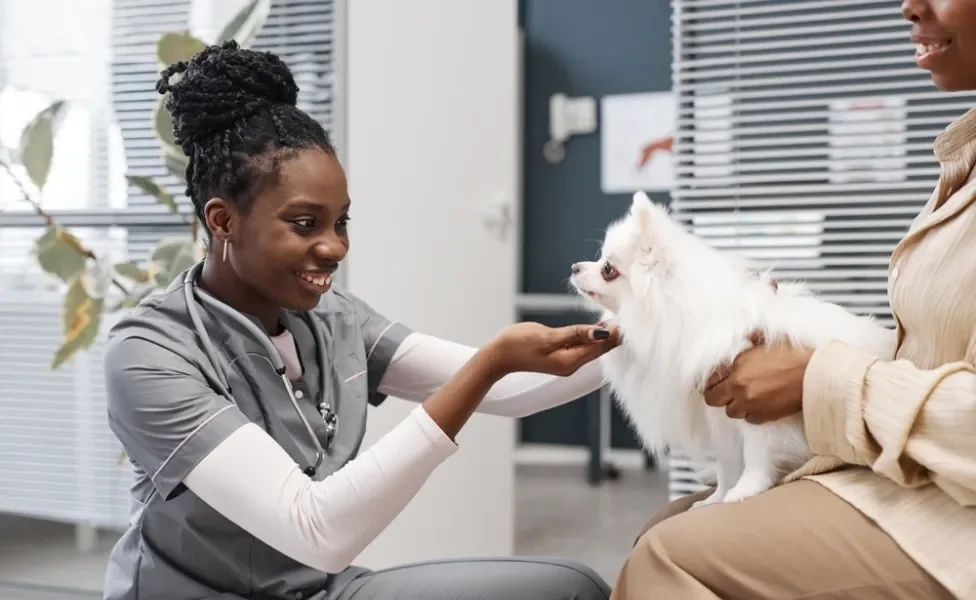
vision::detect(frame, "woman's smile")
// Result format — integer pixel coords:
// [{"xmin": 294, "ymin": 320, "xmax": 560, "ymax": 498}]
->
[{"xmin": 295, "ymin": 270, "xmax": 333, "ymax": 295}]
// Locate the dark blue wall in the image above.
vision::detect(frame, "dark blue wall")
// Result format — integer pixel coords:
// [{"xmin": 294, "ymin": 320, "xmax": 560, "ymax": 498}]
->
[{"xmin": 518, "ymin": 0, "xmax": 673, "ymax": 448}]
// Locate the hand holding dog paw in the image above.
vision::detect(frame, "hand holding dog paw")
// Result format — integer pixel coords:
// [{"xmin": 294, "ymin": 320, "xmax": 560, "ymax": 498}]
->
[
  {"xmin": 486, "ymin": 322, "xmax": 621, "ymax": 378},
  {"xmin": 703, "ymin": 332, "xmax": 814, "ymax": 424}
]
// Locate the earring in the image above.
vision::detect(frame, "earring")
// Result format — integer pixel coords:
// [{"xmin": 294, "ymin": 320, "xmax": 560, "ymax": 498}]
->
[{"xmin": 222, "ymin": 240, "xmax": 230, "ymax": 262}]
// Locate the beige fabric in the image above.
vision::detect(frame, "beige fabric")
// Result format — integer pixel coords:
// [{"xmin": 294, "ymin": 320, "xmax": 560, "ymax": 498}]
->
[
  {"xmin": 613, "ymin": 107, "xmax": 976, "ymax": 599},
  {"xmin": 612, "ymin": 481, "xmax": 954, "ymax": 600},
  {"xmin": 782, "ymin": 106, "xmax": 976, "ymax": 599}
]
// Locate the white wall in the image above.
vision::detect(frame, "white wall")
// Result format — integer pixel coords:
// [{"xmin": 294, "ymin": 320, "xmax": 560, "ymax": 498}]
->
[{"xmin": 344, "ymin": 0, "xmax": 522, "ymax": 568}]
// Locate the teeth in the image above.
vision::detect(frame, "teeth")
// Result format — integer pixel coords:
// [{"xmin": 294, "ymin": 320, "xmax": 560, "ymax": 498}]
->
[
  {"xmin": 917, "ymin": 41, "xmax": 949, "ymax": 54},
  {"xmin": 298, "ymin": 272, "xmax": 331, "ymax": 287}
]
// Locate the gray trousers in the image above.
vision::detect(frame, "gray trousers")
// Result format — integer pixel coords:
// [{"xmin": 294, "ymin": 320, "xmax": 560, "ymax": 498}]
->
[{"xmin": 330, "ymin": 557, "xmax": 611, "ymax": 600}]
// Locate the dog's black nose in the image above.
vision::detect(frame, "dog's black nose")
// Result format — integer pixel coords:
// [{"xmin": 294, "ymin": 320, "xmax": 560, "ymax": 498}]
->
[{"xmin": 571, "ymin": 263, "xmax": 582, "ymax": 274}]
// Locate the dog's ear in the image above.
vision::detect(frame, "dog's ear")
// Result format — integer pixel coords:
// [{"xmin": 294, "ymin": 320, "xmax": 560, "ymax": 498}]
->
[{"xmin": 631, "ymin": 191, "xmax": 657, "ymax": 250}]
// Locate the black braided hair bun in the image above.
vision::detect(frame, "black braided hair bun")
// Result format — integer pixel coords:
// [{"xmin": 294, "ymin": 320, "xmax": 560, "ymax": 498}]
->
[
  {"xmin": 156, "ymin": 40, "xmax": 298, "ymax": 155},
  {"xmin": 153, "ymin": 40, "xmax": 333, "ymax": 232}
]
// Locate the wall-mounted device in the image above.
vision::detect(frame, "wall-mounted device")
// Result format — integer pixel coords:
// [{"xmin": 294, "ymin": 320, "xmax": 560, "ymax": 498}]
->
[{"xmin": 543, "ymin": 93, "xmax": 597, "ymax": 164}]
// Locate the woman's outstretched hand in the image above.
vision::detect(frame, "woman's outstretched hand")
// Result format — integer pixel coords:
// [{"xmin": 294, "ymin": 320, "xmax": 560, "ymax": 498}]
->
[
  {"xmin": 485, "ymin": 321, "xmax": 622, "ymax": 378},
  {"xmin": 422, "ymin": 322, "xmax": 621, "ymax": 440},
  {"xmin": 703, "ymin": 332, "xmax": 813, "ymax": 425}
]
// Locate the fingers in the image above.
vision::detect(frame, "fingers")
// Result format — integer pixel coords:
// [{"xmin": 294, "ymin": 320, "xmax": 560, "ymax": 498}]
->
[
  {"xmin": 549, "ymin": 324, "xmax": 618, "ymax": 350},
  {"xmin": 749, "ymin": 330, "xmax": 766, "ymax": 346},
  {"xmin": 704, "ymin": 378, "xmax": 748, "ymax": 419},
  {"xmin": 744, "ymin": 412, "xmax": 764, "ymax": 425},
  {"xmin": 724, "ymin": 399, "xmax": 748, "ymax": 420},
  {"xmin": 703, "ymin": 377, "xmax": 730, "ymax": 408},
  {"xmin": 548, "ymin": 333, "xmax": 620, "ymax": 375},
  {"xmin": 705, "ymin": 363, "xmax": 730, "ymax": 391}
]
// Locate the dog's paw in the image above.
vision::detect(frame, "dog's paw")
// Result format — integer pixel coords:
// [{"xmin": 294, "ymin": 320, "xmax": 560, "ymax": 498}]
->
[
  {"xmin": 690, "ymin": 490, "xmax": 725, "ymax": 509},
  {"xmin": 721, "ymin": 487, "xmax": 763, "ymax": 504},
  {"xmin": 722, "ymin": 480, "xmax": 774, "ymax": 503},
  {"xmin": 722, "ymin": 468, "xmax": 777, "ymax": 504}
]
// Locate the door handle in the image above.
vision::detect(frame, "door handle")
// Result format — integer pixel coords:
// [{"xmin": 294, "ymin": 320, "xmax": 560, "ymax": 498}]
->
[{"xmin": 482, "ymin": 193, "xmax": 514, "ymax": 241}]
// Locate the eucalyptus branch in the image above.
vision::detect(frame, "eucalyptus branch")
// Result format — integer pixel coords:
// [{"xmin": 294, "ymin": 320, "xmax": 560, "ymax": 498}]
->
[
  {"xmin": 0, "ymin": 156, "xmax": 130, "ymax": 296},
  {"xmin": 0, "ymin": 156, "xmax": 53, "ymax": 226}
]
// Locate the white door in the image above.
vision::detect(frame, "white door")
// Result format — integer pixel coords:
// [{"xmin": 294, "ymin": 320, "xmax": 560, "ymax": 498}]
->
[{"xmin": 343, "ymin": 0, "xmax": 520, "ymax": 567}]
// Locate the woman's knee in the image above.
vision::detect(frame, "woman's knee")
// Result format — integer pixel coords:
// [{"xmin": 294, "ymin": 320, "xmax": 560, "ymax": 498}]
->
[
  {"xmin": 632, "ymin": 488, "xmax": 714, "ymax": 546},
  {"xmin": 341, "ymin": 557, "xmax": 611, "ymax": 600},
  {"xmin": 519, "ymin": 558, "xmax": 611, "ymax": 600},
  {"xmin": 613, "ymin": 519, "xmax": 704, "ymax": 600}
]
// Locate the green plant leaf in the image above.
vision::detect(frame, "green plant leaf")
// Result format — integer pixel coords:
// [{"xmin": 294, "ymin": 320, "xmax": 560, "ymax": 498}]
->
[
  {"xmin": 216, "ymin": 0, "xmax": 272, "ymax": 47},
  {"xmin": 114, "ymin": 261, "xmax": 151, "ymax": 283},
  {"xmin": 19, "ymin": 100, "xmax": 67, "ymax": 190},
  {"xmin": 126, "ymin": 174, "xmax": 179, "ymax": 214},
  {"xmin": 157, "ymin": 31, "xmax": 206, "ymax": 68},
  {"xmin": 153, "ymin": 97, "xmax": 183, "ymax": 158},
  {"xmin": 33, "ymin": 224, "xmax": 87, "ymax": 282},
  {"xmin": 149, "ymin": 237, "xmax": 198, "ymax": 287},
  {"xmin": 52, "ymin": 275, "xmax": 104, "ymax": 369},
  {"xmin": 164, "ymin": 149, "xmax": 189, "ymax": 182}
]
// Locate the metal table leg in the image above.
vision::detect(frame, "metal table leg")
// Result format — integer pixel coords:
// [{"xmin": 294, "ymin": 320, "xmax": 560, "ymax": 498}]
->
[{"xmin": 587, "ymin": 386, "xmax": 621, "ymax": 485}]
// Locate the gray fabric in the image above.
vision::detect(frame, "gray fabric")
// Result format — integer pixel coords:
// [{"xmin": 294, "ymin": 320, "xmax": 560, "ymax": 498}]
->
[
  {"xmin": 331, "ymin": 557, "xmax": 611, "ymax": 600},
  {"xmin": 101, "ymin": 266, "xmax": 412, "ymax": 600}
]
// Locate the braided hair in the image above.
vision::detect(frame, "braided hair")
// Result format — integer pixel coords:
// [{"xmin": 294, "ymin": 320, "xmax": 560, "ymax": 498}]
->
[{"xmin": 155, "ymin": 40, "xmax": 335, "ymax": 236}]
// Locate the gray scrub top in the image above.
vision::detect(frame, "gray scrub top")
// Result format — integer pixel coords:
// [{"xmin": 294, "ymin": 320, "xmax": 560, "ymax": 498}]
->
[{"xmin": 101, "ymin": 267, "xmax": 412, "ymax": 600}]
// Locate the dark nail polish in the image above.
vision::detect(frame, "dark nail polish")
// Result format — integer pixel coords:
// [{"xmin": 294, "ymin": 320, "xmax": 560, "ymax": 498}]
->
[{"xmin": 593, "ymin": 328, "xmax": 610, "ymax": 340}]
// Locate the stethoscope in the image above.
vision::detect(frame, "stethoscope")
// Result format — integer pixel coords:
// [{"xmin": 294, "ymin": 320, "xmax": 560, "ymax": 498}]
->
[{"xmin": 182, "ymin": 262, "xmax": 335, "ymax": 477}]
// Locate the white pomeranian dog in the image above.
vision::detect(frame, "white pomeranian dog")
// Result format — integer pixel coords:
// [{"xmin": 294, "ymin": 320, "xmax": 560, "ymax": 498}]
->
[{"xmin": 570, "ymin": 191, "xmax": 895, "ymax": 507}]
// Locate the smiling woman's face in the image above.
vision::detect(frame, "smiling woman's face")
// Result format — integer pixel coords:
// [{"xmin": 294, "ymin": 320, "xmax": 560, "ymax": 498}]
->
[
  {"xmin": 206, "ymin": 147, "xmax": 351, "ymax": 316},
  {"xmin": 904, "ymin": 0, "xmax": 976, "ymax": 91}
]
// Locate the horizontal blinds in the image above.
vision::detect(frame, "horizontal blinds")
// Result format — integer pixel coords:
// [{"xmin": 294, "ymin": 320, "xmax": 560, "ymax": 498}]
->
[
  {"xmin": 0, "ymin": 227, "xmax": 133, "ymax": 528},
  {"xmin": 113, "ymin": 0, "xmax": 335, "ymax": 215},
  {"xmin": 670, "ymin": 0, "xmax": 976, "ymax": 329},
  {"xmin": 111, "ymin": 0, "xmax": 194, "ymax": 212},
  {"xmin": 0, "ymin": 0, "xmax": 338, "ymax": 528},
  {"xmin": 0, "ymin": 0, "xmax": 134, "ymax": 527},
  {"xmin": 665, "ymin": 0, "xmax": 974, "ymax": 500},
  {"xmin": 115, "ymin": 0, "xmax": 336, "ymax": 262},
  {"xmin": 251, "ymin": 0, "xmax": 336, "ymax": 133}
]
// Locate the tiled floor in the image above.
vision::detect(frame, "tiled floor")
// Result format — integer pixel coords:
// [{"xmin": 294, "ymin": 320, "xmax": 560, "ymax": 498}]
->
[
  {"xmin": 514, "ymin": 463, "xmax": 670, "ymax": 583},
  {"xmin": 0, "ymin": 462, "xmax": 671, "ymax": 598}
]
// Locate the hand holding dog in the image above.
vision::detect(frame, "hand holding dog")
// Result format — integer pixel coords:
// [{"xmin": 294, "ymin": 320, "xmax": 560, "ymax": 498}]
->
[{"xmin": 703, "ymin": 332, "xmax": 814, "ymax": 425}]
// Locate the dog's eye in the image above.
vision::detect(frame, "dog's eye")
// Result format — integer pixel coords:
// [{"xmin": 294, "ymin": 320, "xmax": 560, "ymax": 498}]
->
[{"xmin": 601, "ymin": 262, "xmax": 619, "ymax": 281}]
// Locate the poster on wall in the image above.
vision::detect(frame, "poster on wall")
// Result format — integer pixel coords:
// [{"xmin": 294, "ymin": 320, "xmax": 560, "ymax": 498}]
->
[
  {"xmin": 600, "ymin": 91, "xmax": 675, "ymax": 193},
  {"xmin": 827, "ymin": 96, "xmax": 907, "ymax": 184}
]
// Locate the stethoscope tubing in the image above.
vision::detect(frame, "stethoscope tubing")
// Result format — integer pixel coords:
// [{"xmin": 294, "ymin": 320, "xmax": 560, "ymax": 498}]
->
[{"xmin": 182, "ymin": 262, "xmax": 328, "ymax": 475}]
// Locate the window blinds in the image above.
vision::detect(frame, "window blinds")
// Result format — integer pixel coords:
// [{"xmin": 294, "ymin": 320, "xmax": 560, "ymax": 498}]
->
[
  {"xmin": 666, "ymin": 0, "xmax": 976, "ymax": 500},
  {"xmin": 672, "ymin": 0, "xmax": 976, "ymax": 329},
  {"xmin": 0, "ymin": 0, "xmax": 338, "ymax": 530},
  {"xmin": 118, "ymin": 0, "xmax": 337, "ymax": 263}
]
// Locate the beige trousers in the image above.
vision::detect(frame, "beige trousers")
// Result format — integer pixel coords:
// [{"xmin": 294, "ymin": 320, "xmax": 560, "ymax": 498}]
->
[{"xmin": 610, "ymin": 480, "xmax": 955, "ymax": 600}]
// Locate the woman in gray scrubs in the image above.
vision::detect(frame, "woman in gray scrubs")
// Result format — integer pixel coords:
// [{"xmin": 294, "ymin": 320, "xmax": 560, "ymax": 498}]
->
[{"xmin": 102, "ymin": 41, "xmax": 619, "ymax": 600}]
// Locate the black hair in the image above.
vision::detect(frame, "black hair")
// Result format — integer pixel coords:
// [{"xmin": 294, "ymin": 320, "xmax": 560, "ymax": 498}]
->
[{"xmin": 155, "ymin": 40, "xmax": 335, "ymax": 235}]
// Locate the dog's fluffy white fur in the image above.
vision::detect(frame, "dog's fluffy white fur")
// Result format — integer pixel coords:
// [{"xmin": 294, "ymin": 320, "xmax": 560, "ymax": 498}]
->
[{"xmin": 570, "ymin": 191, "xmax": 896, "ymax": 507}]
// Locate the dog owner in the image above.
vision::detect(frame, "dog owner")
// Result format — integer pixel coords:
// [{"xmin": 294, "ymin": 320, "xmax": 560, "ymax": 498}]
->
[
  {"xmin": 611, "ymin": 1, "xmax": 976, "ymax": 599},
  {"xmin": 102, "ymin": 41, "xmax": 619, "ymax": 600}
]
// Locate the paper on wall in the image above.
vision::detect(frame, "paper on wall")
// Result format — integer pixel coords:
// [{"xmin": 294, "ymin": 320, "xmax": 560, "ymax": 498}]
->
[
  {"xmin": 600, "ymin": 91, "xmax": 676, "ymax": 193},
  {"xmin": 827, "ymin": 96, "xmax": 907, "ymax": 184}
]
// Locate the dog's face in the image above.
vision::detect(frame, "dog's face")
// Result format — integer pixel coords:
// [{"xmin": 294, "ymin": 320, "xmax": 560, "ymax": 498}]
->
[{"xmin": 570, "ymin": 191, "xmax": 678, "ymax": 314}]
